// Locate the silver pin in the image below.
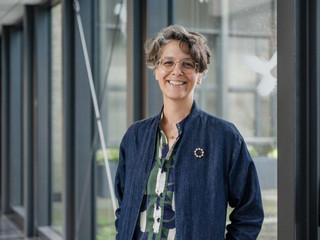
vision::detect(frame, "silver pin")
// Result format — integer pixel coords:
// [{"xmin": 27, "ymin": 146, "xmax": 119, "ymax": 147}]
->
[{"xmin": 194, "ymin": 148, "xmax": 204, "ymax": 158}]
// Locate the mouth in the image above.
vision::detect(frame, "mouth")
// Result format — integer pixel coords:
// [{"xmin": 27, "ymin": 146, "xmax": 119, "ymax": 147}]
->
[{"xmin": 167, "ymin": 80, "xmax": 186, "ymax": 86}]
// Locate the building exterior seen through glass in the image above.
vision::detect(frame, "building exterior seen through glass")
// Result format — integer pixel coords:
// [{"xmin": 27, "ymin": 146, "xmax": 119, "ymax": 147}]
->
[
  {"xmin": 175, "ymin": 0, "xmax": 277, "ymax": 239},
  {"xmin": 96, "ymin": 0, "xmax": 127, "ymax": 239},
  {"xmin": 50, "ymin": 3, "xmax": 64, "ymax": 236}
]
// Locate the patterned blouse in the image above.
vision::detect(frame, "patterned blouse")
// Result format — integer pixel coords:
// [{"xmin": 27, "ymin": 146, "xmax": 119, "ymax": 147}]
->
[{"xmin": 133, "ymin": 115, "xmax": 187, "ymax": 240}]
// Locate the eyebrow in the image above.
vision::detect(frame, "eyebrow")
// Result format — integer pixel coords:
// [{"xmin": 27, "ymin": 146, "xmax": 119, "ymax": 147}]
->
[
  {"xmin": 161, "ymin": 56, "xmax": 174, "ymax": 60},
  {"xmin": 161, "ymin": 57, "xmax": 193, "ymax": 60}
]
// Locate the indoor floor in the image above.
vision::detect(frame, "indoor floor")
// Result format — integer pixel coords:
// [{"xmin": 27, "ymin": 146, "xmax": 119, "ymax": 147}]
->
[{"xmin": 0, "ymin": 215, "xmax": 38, "ymax": 240}]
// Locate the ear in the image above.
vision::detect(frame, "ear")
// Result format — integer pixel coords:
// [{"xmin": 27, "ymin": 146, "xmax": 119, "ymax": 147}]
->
[
  {"xmin": 154, "ymin": 67, "xmax": 159, "ymax": 81},
  {"xmin": 197, "ymin": 73, "xmax": 203, "ymax": 85}
]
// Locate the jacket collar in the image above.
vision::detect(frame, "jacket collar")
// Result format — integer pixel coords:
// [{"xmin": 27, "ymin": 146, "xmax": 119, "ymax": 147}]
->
[{"xmin": 156, "ymin": 100, "xmax": 200, "ymax": 122}]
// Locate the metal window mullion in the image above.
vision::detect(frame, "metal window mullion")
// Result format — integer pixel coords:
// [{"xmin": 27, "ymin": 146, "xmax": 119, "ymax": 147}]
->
[
  {"xmin": 278, "ymin": 0, "xmax": 320, "ymax": 239},
  {"xmin": 34, "ymin": 5, "xmax": 51, "ymax": 227},
  {"xmin": 146, "ymin": 0, "xmax": 168, "ymax": 117},
  {"xmin": 220, "ymin": 0, "xmax": 229, "ymax": 119},
  {"xmin": 9, "ymin": 26, "xmax": 23, "ymax": 207},
  {"xmin": 1, "ymin": 26, "xmax": 11, "ymax": 215},
  {"xmin": 295, "ymin": 0, "xmax": 320, "ymax": 238},
  {"xmin": 62, "ymin": 0, "xmax": 76, "ymax": 239},
  {"xmin": 133, "ymin": 0, "xmax": 146, "ymax": 119},
  {"xmin": 168, "ymin": 0, "xmax": 175, "ymax": 25},
  {"xmin": 23, "ymin": 5, "xmax": 35, "ymax": 237},
  {"xmin": 73, "ymin": 0, "xmax": 95, "ymax": 238},
  {"xmin": 277, "ymin": 0, "xmax": 296, "ymax": 238}
]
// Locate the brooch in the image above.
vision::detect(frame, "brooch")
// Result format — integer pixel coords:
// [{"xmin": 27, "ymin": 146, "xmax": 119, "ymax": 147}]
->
[{"xmin": 194, "ymin": 148, "xmax": 204, "ymax": 158}]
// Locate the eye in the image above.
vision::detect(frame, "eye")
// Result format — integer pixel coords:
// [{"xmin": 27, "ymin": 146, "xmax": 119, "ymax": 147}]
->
[
  {"xmin": 182, "ymin": 60, "xmax": 195, "ymax": 69},
  {"xmin": 162, "ymin": 60, "xmax": 174, "ymax": 66}
]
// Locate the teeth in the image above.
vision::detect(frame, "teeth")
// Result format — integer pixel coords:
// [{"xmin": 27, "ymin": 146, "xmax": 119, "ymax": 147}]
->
[{"xmin": 169, "ymin": 80, "xmax": 184, "ymax": 86}]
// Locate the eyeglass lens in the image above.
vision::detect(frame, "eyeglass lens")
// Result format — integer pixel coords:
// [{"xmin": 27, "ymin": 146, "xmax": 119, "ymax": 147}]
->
[{"xmin": 160, "ymin": 58, "xmax": 196, "ymax": 72}]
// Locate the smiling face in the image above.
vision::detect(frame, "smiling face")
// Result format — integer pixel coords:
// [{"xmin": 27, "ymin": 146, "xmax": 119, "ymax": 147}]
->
[{"xmin": 154, "ymin": 40, "xmax": 202, "ymax": 104}]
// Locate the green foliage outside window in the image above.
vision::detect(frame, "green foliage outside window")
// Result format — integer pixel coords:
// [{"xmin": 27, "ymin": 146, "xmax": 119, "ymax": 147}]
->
[{"xmin": 96, "ymin": 147, "xmax": 120, "ymax": 165}]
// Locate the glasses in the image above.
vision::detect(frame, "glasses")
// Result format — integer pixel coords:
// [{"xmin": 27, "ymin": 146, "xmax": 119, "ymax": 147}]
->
[{"xmin": 158, "ymin": 58, "xmax": 198, "ymax": 73}]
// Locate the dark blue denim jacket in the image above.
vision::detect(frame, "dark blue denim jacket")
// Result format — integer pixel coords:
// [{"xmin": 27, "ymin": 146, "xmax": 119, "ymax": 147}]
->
[{"xmin": 115, "ymin": 102, "xmax": 264, "ymax": 240}]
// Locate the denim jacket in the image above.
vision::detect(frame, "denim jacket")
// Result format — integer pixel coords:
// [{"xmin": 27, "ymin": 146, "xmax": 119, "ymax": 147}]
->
[{"xmin": 115, "ymin": 102, "xmax": 264, "ymax": 240}]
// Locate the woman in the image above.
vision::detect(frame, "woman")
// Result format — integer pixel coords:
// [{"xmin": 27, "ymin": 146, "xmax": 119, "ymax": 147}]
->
[{"xmin": 115, "ymin": 25, "xmax": 264, "ymax": 240}]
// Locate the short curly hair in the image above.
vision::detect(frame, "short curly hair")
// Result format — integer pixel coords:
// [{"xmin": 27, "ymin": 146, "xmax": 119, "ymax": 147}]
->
[{"xmin": 145, "ymin": 25, "xmax": 211, "ymax": 74}]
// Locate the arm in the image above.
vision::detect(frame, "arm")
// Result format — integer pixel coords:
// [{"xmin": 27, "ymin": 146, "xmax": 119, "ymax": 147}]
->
[{"xmin": 226, "ymin": 138, "xmax": 264, "ymax": 240}]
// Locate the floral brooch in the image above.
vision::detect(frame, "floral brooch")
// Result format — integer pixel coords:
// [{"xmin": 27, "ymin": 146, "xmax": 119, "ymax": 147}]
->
[{"xmin": 194, "ymin": 148, "xmax": 204, "ymax": 158}]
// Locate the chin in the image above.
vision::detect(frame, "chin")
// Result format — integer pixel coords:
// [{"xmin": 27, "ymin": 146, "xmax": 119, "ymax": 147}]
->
[{"xmin": 165, "ymin": 95, "xmax": 191, "ymax": 102}]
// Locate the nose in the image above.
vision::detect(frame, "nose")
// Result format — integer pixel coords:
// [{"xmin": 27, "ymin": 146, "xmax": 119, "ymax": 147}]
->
[{"xmin": 171, "ymin": 60, "xmax": 184, "ymax": 75}]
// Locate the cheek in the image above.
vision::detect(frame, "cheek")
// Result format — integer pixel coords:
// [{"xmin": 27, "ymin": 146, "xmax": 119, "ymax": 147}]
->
[{"xmin": 155, "ymin": 69, "xmax": 169, "ymax": 82}]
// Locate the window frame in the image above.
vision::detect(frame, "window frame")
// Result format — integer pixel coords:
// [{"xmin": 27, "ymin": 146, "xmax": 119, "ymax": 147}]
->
[
  {"xmin": 278, "ymin": 0, "xmax": 320, "ymax": 238},
  {"xmin": 1, "ymin": 26, "xmax": 11, "ymax": 216},
  {"xmin": 23, "ymin": 5, "xmax": 35, "ymax": 237},
  {"xmin": 34, "ymin": 2, "xmax": 51, "ymax": 230},
  {"xmin": 9, "ymin": 25, "xmax": 24, "ymax": 210}
]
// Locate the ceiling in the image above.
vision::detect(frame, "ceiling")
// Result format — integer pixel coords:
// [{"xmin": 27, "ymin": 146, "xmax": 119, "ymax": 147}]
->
[{"xmin": 0, "ymin": 0, "xmax": 43, "ymax": 34}]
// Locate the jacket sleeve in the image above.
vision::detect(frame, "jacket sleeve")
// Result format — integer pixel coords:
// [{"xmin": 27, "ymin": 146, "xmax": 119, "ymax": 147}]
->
[
  {"xmin": 114, "ymin": 135, "xmax": 127, "ymax": 235},
  {"xmin": 225, "ymin": 138, "xmax": 264, "ymax": 240}
]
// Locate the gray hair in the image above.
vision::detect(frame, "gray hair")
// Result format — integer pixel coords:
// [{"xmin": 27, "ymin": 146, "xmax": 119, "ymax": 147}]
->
[{"xmin": 145, "ymin": 25, "xmax": 211, "ymax": 74}]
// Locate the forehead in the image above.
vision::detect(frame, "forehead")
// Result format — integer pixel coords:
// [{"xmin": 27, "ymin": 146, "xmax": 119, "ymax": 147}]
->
[{"xmin": 160, "ymin": 40, "xmax": 191, "ymax": 58}]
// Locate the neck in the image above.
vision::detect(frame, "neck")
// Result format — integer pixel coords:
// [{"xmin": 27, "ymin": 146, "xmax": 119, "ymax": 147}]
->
[{"xmin": 162, "ymin": 98, "xmax": 193, "ymax": 125}]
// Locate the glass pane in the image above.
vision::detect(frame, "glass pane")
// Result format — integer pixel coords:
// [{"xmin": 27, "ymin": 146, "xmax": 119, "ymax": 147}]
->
[
  {"xmin": 96, "ymin": 0, "xmax": 127, "ymax": 239},
  {"xmin": 50, "ymin": 3, "xmax": 63, "ymax": 235},
  {"xmin": 9, "ymin": 28, "xmax": 24, "ymax": 209},
  {"xmin": 175, "ymin": 0, "xmax": 277, "ymax": 239}
]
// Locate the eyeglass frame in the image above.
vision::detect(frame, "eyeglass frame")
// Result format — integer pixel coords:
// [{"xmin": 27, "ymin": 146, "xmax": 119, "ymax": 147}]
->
[{"xmin": 157, "ymin": 58, "xmax": 199, "ymax": 73}]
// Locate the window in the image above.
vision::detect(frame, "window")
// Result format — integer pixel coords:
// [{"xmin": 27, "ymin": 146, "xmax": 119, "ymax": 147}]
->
[
  {"xmin": 175, "ymin": 0, "xmax": 277, "ymax": 238},
  {"xmin": 95, "ymin": 0, "xmax": 127, "ymax": 239}
]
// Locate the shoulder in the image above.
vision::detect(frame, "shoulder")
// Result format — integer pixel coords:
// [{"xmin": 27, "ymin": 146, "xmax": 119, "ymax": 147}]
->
[
  {"xmin": 123, "ymin": 114, "xmax": 160, "ymax": 139},
  {"xmin": 128, "ymin": 114, "xmax": 159, "ymax": 131},
  {"xmin": 197, "ymin": 109, "xmax": 242, "ymax": 139}
]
